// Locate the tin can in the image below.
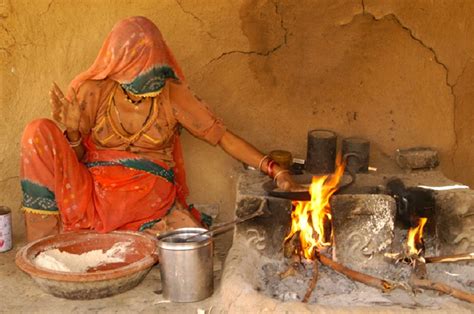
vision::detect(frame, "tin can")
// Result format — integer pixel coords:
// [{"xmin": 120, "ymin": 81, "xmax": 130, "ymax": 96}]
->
[{"xmin": 0, "ymin": 206, "xmax": 12, "ymax": 252}]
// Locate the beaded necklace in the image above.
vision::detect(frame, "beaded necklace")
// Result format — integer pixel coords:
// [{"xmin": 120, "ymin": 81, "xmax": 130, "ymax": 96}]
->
[
  {"xmin": 120, "ymin": 85, "xmax": 145, "ymax": 108},
  {"xmin": 112, "ymin": 96, "xmax": 154, "ymax": 136}
]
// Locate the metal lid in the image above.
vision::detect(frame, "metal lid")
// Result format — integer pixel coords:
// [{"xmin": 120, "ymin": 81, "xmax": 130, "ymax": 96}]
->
[{"xmin": 157, "ymin": 227, "xmax": 212, "ymax": 250}]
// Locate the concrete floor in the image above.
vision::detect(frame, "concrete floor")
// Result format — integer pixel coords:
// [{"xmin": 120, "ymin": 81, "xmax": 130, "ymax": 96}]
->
[{"xmin": 1, "ymin": 232, "xmax": 233, "ymax": 314}]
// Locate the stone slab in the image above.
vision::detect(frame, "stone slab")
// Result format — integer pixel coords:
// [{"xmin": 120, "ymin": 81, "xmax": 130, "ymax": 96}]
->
[
  {"xmin": 331, "ymin": 194, "xmax": 396, "ymax": 276},
  {"xmin": 435, "ymin": 189, "xmax": 474, "ymax": 255},
  {"xmin": 396, "ymin": 147, "xmax": 440, "ymax": 170}
]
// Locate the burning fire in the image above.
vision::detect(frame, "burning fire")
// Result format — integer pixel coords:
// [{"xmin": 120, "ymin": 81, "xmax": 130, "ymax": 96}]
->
[
  {"xmin": 407, "ymin": 217, "xmax": 427, "ymax": 255},
  {"xmin": 284, "ymin": 156, "xmax": 345, "ymax": 259}
]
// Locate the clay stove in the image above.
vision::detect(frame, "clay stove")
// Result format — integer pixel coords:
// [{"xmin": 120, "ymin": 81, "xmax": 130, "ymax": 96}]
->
[{"xmin": 218, "ymin": 162, "xmax": 474, "ymax": 312}]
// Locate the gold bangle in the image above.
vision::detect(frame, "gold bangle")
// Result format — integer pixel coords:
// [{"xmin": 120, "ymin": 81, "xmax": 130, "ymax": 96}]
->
[
  {"xmin": 258, "ymin": 155, "xmax": 270, "ymax": 172},
  {"xmin": 273, "ymin": 169, "xmax": 290, "ymax": 183}
]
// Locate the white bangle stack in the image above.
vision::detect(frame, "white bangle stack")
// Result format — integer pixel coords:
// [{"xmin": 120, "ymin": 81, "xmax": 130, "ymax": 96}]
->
[{"xmin": 258, "ymin": 155, "xmax": 270, "ymax": 173}]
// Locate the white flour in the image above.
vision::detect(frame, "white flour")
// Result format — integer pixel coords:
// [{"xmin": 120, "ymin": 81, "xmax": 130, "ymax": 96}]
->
[{"xmin": 34, "ymin": 242, "xmax": 131, "ymax": 273}]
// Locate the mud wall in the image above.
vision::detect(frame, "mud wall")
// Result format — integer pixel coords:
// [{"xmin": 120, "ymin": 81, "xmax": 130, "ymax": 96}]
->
[{"xmin": 1, "ymin": 0, "xmax": 473, "ymax": 235}]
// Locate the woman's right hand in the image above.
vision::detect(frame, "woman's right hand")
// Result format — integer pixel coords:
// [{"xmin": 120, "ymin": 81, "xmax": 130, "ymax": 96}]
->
[{"xmin": 49, "ymin": 82, "xmax": 83, "ymax": 132}]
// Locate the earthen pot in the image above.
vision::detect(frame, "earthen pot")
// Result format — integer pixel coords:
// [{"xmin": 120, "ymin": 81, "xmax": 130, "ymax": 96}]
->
[{"xmin": 15, "ymin": 231, "xmax": 159, "ymax": 299}]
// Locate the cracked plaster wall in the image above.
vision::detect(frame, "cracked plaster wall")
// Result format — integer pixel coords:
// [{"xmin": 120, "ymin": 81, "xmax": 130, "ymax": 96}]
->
[{"xmin": 0, "ymin": 0, "xmax": 473, "ymax": 236}]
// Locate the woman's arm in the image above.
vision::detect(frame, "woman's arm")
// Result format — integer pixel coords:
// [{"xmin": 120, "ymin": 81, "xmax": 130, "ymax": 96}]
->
[
  {"xmin": 50, "ymin": 80, "xmax": 103, "ymax": 161},
  {"xmin": 218, "ymin": 130, "xmax": 298, "ymax": 191},
  {"xmin": 50, "ymin": 83, "xmax": 86, "ymax": 160},
  {"xmin": 168, "ymin": 82, "xmax": 299, "ymax": 190}
]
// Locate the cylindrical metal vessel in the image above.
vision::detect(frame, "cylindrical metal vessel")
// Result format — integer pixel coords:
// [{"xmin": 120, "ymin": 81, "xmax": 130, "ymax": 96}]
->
[
  {"xmin": 0, "ymin": 206, "xmax": 12, "ymax": 253},
  {"xmin": 342, "ymin": 137, "xmax": 370, "ymax": 173},
  {"xmin": 157, "ymin": 228, "xmax": 213, "ymax": 302},
  {"xmin": 269, "ymin": 150, "xmax": 293, "ymax": 170},
  {"xmin": 306, "ymin": 129, "xmax": 337, "ymax": 174}
]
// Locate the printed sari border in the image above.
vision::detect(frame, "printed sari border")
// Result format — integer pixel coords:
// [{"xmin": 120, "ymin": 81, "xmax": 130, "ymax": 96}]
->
[
  {"xmin": 22, "ymin": 207, "xmax": 59, "ymax": 215},
  {"xmin": 138, "ymin": 205, "xmax": 175, "ymax": 232},
  {"xmin": 85, "ymin": 158, "xmax": 174, "ymax": 182},
  {"xmin": 21, "ymin": 179, "xmax": 59, "ymax": 211}
]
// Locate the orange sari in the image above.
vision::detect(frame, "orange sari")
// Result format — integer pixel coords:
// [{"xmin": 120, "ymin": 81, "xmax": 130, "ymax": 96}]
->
[{"xmin": 21, "ymin": 118, "xmax": 178, "ymax": 232}]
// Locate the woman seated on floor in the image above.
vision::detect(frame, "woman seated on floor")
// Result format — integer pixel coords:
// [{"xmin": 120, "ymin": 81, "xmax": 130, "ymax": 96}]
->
[{"xmin": 20, "ymin": 16, "xmax": 297, "ymax": 242}]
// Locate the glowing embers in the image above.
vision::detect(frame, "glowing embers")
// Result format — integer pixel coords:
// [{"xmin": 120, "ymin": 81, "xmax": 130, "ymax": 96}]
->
[{"xmin": 284, "ymin": 156, "xmax": 345, "ymax": 259}]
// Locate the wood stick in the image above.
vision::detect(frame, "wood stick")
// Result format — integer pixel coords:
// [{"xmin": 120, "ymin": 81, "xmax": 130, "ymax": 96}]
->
[
  {"xmin": 279, "ymin": 265, "xmax": 298, "ymax": 279},
  {"xmin": 409, "ymin": 257, "xmax": 427, "ymax": 295},
  {"xmin": 409, "ymin": 256, "xmax": 474, "ymax": 304},
  {"xmin": 317, "ymin": 253, "xmax": 395, "ymax": 292},
  {"xmin": 303, "ymin": 260, "xmax": 319, "ymax": 303},
  {"xmin": 279, "ymin": 255, "xmax": 301, "ymax": 279},
  {"xmin": 412, "ymin": 258, "xmax": 427, "ymax": 280},
  {"xmin": 425, "ymin": 252, "xmax": 474, "ymax": 264},
  {"xmin": 410, "ymin": 277, "xmax": 474, "ymax": 304},
  {"xmin": 283, "ymin": 232, "xmax": 300, "ymax": 258}
]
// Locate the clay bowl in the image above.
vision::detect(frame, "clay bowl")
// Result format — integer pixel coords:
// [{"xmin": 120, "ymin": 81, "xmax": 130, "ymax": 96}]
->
[{"xmin": 15, "ymin": 231, "xmax": 159, "ymax": 300}]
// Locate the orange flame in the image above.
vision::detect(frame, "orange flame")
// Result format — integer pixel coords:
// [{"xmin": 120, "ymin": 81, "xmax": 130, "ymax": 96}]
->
[
  {"xmin": 284, "ymin": 156, "xmax": 345, "ymax": 259},
  {"xmin": 407, "ymin": 217, "xmax": 427, "ymax": 255}
]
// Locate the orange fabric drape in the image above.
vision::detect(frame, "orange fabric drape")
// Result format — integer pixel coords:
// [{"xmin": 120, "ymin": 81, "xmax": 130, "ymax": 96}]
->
[{"xmin": 67, "ymin": 16, "xmax": 191, "ymax": 208}]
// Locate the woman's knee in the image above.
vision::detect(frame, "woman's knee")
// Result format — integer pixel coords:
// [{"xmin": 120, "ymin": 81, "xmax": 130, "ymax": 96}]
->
[
  {"xmin": 21, "ymin": 119, "xmax": 60, "ymax": 146},
  {"xmin": 165, "ymin": 208, "xmax": 202, "ymax": 229}
]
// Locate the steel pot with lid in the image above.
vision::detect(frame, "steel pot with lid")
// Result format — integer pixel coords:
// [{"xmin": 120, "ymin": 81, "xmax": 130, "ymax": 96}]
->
[{"xmin": 157, "ymin": 227, "xmax": 213, "ymax": 302}]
